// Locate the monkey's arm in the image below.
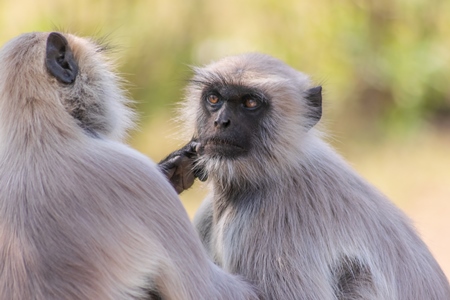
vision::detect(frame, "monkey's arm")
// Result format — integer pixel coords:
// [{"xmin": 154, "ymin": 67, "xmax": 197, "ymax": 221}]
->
[
  {"xmin": 192, "ymin": 195, "xmax": 215, "ymax": 258},
  {"xmin": 158, "ymin": 140, "xmax": 207, "ymax": 194}
]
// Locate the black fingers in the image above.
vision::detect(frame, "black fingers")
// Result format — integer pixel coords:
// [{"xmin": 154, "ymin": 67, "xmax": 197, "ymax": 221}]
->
[{"xmin": 158, "ymin": 139, "xmax": 207, "ymax": 193}]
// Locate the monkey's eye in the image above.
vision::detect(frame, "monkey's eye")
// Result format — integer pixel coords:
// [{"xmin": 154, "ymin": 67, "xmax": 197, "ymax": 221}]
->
[
  {"xmin": 207, "ymin": 94, "xmax": 220, "ymax": 105},
  {"xmin": 243, "ymin": 97, "xmax": 259, "ymax": 109}
]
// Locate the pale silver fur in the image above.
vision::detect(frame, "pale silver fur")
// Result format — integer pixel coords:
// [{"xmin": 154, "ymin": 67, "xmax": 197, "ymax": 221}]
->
[
  {"xmin": 181, "ymin": 53, "xmax": 450, "ymax": 300},
  {"xmin": 0, "ymin": 33, "xmax": 258, "ymax": 300}
]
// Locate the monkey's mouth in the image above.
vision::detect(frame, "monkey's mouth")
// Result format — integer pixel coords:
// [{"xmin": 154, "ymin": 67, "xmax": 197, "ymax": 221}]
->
[{"xmin": 202, "ymin": 137, "xmax": 246, "ymax": 157}]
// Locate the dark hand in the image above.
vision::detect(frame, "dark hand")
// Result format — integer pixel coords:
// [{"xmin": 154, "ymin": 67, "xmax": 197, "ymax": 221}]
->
[{"xmin": 158, "ymin": 140, "xmax": 207, "ymax": 194}]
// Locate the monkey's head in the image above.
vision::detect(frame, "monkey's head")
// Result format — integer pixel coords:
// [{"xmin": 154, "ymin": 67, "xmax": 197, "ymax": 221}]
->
[
  {"xmin": 0, "ymin": 32, "xmax": 133, "ymax": 140},
  {"xmin": 182, "ymin": 53, "xmax": 322, "ymax": 186}
]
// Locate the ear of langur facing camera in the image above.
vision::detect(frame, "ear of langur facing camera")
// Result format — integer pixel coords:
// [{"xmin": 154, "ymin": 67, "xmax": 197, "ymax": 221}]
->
[
  {"xmin": 161, "ymin": 53, "xmax": 450, "ymax": 300},
  {"xmin": 0, "ymin": 32, "xmax": 259, "ymax": 300}
]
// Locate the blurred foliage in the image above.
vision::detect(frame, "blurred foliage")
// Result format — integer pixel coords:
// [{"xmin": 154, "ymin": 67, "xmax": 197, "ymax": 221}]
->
[{"xmin": 1, "ymin": 0, "xmax": 449, "ymax": 140}]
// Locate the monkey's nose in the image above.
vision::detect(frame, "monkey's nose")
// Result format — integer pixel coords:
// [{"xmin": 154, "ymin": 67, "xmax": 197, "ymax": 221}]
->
[{"xmin": 214, "ymin": 118, "xmax": 231, "ymax": 128}]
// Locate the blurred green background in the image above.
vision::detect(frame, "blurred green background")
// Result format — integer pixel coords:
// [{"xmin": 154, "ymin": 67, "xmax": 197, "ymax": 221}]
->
[{"xmin": 1, "ymin": 0, "xmax": 449, "ymax": 277}]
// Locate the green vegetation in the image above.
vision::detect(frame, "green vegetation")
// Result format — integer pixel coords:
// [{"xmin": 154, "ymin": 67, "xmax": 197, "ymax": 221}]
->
[{"xmin": 1, "ymin": 0, "xmax": 449, "ymax": 136}]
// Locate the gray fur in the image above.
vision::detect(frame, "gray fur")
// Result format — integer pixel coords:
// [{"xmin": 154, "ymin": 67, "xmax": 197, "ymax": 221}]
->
[
  {"xmin": 0, "ymin": 32, "xmax": 258, "ymax": 300},
  {"xmin": 181, "ymin": 53, "xmax": 450, "ymax": 300}
]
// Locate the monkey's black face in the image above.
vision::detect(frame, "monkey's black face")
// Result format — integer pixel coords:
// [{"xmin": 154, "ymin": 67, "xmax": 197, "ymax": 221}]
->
[{"xmin": 198, "ymin": 84, "xmax": 269, "ymax": 159}]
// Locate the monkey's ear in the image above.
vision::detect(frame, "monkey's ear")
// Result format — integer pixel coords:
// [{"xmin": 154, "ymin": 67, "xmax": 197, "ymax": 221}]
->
[
  {"xmin": 305, "ymin": 86, "xmax": 322, "ymax": 129},
  {"xmin": 46, "ymin": 32, "xmax": 79, "ymax": 84}
]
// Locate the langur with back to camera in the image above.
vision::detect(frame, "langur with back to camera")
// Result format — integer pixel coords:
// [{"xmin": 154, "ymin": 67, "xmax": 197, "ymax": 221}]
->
[
  {"xmin": 160, "ymin": 53, "xmax": 450, "ymax": 300},
  {"xmin": 0, "ymin": 32, "xmax": 259, "ymax": 300}
]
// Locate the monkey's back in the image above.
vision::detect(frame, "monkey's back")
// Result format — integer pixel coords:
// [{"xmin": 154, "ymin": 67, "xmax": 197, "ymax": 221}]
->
[{"xmin": 0, "ymin": 139, "xmax": 177, "ymax": 300}]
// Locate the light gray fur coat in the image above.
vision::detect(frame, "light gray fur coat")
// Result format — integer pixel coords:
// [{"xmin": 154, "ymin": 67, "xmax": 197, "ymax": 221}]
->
[
  {"xmin": 181, "ymin": 53, "xmax": 450, "ymax": 300},
  {"xmin": 0, "ymin": 32, "xmax": 258, "ymax": 300}
]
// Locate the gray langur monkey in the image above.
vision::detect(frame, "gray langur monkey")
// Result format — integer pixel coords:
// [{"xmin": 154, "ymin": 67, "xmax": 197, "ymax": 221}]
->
[
  {"xmin": 0, "ymin": 32, "xmax": 259, "ymax": 300},
  {"xmin": 161, "ymin": 53, "xmax": 450, "ymax": 300}
]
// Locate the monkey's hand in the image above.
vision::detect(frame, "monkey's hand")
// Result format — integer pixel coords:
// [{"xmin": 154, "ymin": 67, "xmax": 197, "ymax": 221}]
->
[{"xmin": 158, "ymin": 141, "xmax": 207, "ymax": 194}]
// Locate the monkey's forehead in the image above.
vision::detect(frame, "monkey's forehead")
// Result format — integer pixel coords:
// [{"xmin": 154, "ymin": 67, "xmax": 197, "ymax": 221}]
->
[
  {"xmin": 190, "ymin": 72, "xmax": 288, "ymax": 89},
  {"xmin": 205, "ymin": 53, "xmax": 305, "ymax": 74},
  {"xmin": 191, "ymin": 53, "xmax": 311, "ymax": 89},
  {"xmin": 190, "ymin": 68, "xmax": 310, "ymax": 95}
]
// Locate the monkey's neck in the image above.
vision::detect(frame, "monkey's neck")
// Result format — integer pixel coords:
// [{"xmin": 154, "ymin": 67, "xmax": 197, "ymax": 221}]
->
[
  {"xmin": 0, "ymin": 100, "xmax": 80, "ymax": 153},
  {"xmin": 210, "ymin": 138, "xmax": 369, "ymax": 216}
]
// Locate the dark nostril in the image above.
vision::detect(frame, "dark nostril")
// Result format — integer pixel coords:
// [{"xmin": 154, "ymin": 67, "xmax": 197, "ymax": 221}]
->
[{"xmin": 214, "ymin": 119, "xmax": 231, "ymax": 128}]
